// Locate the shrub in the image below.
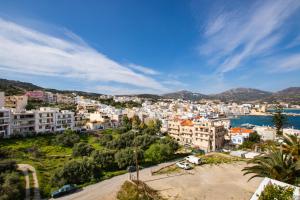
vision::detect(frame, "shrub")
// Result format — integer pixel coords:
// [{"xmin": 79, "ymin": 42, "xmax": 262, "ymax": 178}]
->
[
  {"xmin": 72, "ymin": 142, "xmax": 94, "ymax": 157},
  {"xmin": 258, "ymin": 184, "xmax": 294, "ymax": 200},
  {"xmin": 0, "ymin": 160, "xmax": 17, "ymax": 173},
  {"xmin": 54, "ymin": 130, "xmax": 80, "ymax": 147},
  {"xmin": 92, "ymin": 150, "xmax": 116, "ymax": 170},
  {"xmin": 0, "ymin": 172, "xmax": 24, "ymax": 200},
  {"xmin": 52, "ymin": 157, "xmax": 102, "ymax": 186},
  {"xmin": 115, "ymin": 148, "xmax": 144, "ymax": 169},
  {"xmin": 145, "ymin": 143, "xmax": 173, "ymax": 163}
]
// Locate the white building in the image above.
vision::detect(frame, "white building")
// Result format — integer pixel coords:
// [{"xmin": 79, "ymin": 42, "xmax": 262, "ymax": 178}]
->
[
  {"xmin": 55, "ymin": 110, "xmax": 75, "ymax": 131},
  {"xmin": 11, "ymin": 111, "xmax": 35, "ymax": 136},
  {"xmin": 35, "ymin": 107, "xmax": 56, "ymax": 133}
]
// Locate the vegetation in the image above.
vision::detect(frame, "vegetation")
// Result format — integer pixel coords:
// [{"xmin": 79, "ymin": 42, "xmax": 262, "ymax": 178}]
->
[
  {"xmin": 96, "ymin": 98, "xmax": 141, "ymax": 109},
  {"xmin": 51, "ymin": 157, "xmax": 102, "ymax": 186},
  {"xmin": 258, "ymin": 184, "xmax": 294, "ymax": 200},
  {"xmin": 54, "ymin": 129, "xmax": 80, "ymax": 147},
  {"xmin": 145, "ymin": 143, "xmax": 173, "ymax": 163},
  {"xmin": 272, "ymin": 104, "xmax": 287, "ymax": 136},
  {"xmin": 0, "ymin": 160, "xmax": 24, "ymax": 200},
  {"xmin": 72, "ymin": 142, "xmax": 94, "ymax": 157},
  {"xmin": 117, "ymin": 180, "xmax": 163, "ymax": 200},
  {"xmin": 152, "ymin": 164, "xmax": 181, "ymax": 176},
  {"xmin": 243, "ymin": 134, "xmax": 300, "ymax": 186},
  {"xmin": 201, "ymin": 153, "xmax": 243, "ymax": 165},
  {"xmin": 26, "ymin": 99, "xmax": 77, "ymax": 112},
  {"xmin": 0, "ymin": 116, "xmax": 179, "ymax": 197}
]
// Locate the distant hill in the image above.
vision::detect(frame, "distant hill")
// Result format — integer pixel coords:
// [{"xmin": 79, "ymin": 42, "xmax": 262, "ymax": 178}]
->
[
  {"xmin": 210, "ymin": 88, "xmax": 273, "ymax": 102},
  {"xmin": 0, "ymin": 78, "xmax": 101, "ymax": 97},
  {"xmin": 265, "ymin": 87, "xmax": 300, "ymax": 104},
  {"xmin": 163, "ymin": 90, "xmax": 208, "ymax": 101},
  {"xmin": 0, "ymin": 78, "xmax": 42, "ymax": 96}
]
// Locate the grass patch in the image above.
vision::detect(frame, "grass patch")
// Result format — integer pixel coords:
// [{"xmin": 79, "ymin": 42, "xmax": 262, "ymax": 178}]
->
[
  {"xmin": 117, "ymin": 180, "xmax": 164, "ymax": 200},
  {"xmin": 152, "ymin": 164, "xmax": 181, "ymax": 176},
  {"xmin": 200, "ymin": 153, "xmax": 244, "ymax": 165}
]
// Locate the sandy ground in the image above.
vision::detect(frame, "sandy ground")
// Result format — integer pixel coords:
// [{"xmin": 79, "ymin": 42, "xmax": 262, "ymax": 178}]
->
[
  {"xmin": 18, "ymin": 164, "xmax": 41, "ymax": 200},
  {"xmin": 144, "ymin": 162, "xmax": 261, "ymax": 200},
  {"xmin": 58, "ymin": 161, "xmax": 261, "ymax": 200}
]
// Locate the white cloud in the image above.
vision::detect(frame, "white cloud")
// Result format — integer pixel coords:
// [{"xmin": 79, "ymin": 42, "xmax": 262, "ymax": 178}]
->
[
  {"xmin": 127, "ymin": 64, "xmax": 159, "ymax": 75},
  {"xmin": 268, "ymin": 54, "xmax": 300, "ymax": 72},
  {"xmin": 95, "ymin": 85, "xmax": 163, "ymax": 95},
  {"xmin": 0, "ymin": 17, "xmax": 167, "ymax": 92},
  {"xmin": 200, "ymin": 0, "xmax": 300, "ymax": 73}
]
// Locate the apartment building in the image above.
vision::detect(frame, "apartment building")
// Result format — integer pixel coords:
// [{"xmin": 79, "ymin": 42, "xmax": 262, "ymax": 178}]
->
[
  {"xmin": 11, "ymin": 111, "xmax": 35, "ymax": 136},
  {"xmin": 168, "ymin": 117, "xmax": 227, "ymax": 152},
  {"xmin": 5, "ymin": 95, "xmax": 28, "ymax": 111},
  {"xmin": 0, "ymin": 92, "xmax": 4, "ymax": 108},
  {"xmin": 0, "ymin": 108, "xmax": 11, "ymax": 138},
  {"xmin": 35, "ymin": 107, "xmax": 56, "ymax": 133},
  {"xmin": 55, "ymin": 110, "xmax": 75, "ymax": 131}
]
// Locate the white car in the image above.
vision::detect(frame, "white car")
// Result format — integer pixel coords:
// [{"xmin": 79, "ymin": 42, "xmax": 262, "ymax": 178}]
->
[
  {"xmin": 185, "ymin": 155, "xmax": 202, "ymax": 165},
  {"xmin": 176, "ymin": 161, "xmax": 192, "ymax": 170}
]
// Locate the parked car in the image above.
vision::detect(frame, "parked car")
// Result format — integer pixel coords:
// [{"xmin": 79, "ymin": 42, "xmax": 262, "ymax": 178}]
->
[
  {"xmin": 176, "ymin": 161, "xmax": 192, "ymax": 170},
  {"xmin": 185, "ymin": 155, "xmax": 202, "ymax": 165},
  {"xmin": 51, "ymin": 184, "xmax": 77, "ymax": 198}
]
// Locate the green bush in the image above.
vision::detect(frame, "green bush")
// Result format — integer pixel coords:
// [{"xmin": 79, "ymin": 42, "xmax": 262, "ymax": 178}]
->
[
  {"xmin": 258, "ymin": 184, "xmax": 294, "ymax": 200},
  {"xmin": 51, "ymin": 157, "xmax": 102, "ymax": 186},
  {"xmin": 0, "ymin": 172, "xmax": 24, "ymax": 200},
  {"xmin": 92, "ymin": 150, "xmax": 116, "ymax": 170},
  {"xmin": 145, "ymin": 143, "xmax": 173, "ymax": 163},
  {"xmin": 54, "ymin": 130, "xmax": 80, "ymax": 147},
  {"xmin": 114, "ymin": 148, "xmax": 144, "ymax": 169},
  {"xmin": 72, "ymin": 142, "xmax": 94, "ymax": 157}
]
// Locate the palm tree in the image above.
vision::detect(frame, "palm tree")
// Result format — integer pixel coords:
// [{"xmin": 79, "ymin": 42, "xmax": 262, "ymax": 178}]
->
[
  {"xmin": 281, "ymin": 134, "xmax": 300, "ymax": 159},
  {"xmin": 243, "ymin": 147, "xmax": 300, "ymax": 186}
]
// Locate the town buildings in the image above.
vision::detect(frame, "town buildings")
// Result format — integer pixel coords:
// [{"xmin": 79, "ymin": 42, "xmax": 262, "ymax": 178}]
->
[{"xmin": 5, "ymin": 95, "xmax": 28, "ymax": 111}]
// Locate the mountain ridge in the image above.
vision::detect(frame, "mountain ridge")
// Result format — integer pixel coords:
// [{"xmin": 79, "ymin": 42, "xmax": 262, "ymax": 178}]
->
[{"xmin": 0, "ymin": 78, "xmax": 299, "ymax": 103}]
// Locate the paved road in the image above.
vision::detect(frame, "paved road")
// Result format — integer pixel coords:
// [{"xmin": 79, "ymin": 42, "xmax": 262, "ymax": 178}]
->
[
  {"xmin": 57, "ymin": 161, "xmax": 177, "ymax": 200},
  {"xmin": 18, "ymin": 164, "xmax": 41, "ymax": 200}
]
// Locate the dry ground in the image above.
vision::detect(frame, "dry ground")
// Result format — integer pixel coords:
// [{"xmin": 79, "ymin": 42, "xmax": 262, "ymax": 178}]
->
[{"xmin": 58, "ymin": 161, "xmax": 261, "ymax": 200}]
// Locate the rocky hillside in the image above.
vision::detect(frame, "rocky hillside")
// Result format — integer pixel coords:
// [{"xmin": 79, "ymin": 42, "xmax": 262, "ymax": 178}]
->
[
  {"xmin": 163, "ymin": 90, "xmax": 208, "ymax": 101},
  {"xmin": 211, "ymin": 88, "xmax": 273, "ymax": 102}
]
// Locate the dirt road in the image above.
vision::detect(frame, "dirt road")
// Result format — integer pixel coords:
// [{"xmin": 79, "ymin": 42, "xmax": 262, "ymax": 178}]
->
[{"xmin": 18, "ymin": 164, "xmax": 41, "ymax": 200}]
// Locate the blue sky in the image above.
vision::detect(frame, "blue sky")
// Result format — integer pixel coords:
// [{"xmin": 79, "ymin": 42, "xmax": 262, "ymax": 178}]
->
[{"xmin": 0, "ymin": 0, "xmax": 300, "ymax": 95}]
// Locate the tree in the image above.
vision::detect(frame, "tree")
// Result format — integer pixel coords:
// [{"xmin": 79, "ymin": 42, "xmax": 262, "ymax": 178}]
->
[
  {"xmin": 133, "ymin": 134, "xmax": 157, "ymax": 150},
  {"xmin": 160, "ymin": 136, "xmax": 179, "ymax": 152},
  {"xmin": 54, "ymin": 129, "xmax": 80, "ymax": 147},
  {"xmin": 92, "ymin": 150, "xmax": 116, "ymax": 170},
  {"xmin": 0, "ymin": 172, "xmax": 24, "ymax": 200},
  {"xmin": 72, "ymin": 142, "xmax": 94, "ymax": 157},
  {"xmin": 272, "ymin": 105, "xmax": 287, "ymax": 136},
  {"xmin": 114, "ymin": 148, "xmax": 144, "ymax": 169},
  {"xmin": 122, "ymin": 116, "xmax": 132, "ymax": 130},
  {"xmin": 131, "ymin": 115, "xmax": 141, "ymax": 130},
  {"xmin": 249, "ymin": 132, "xmax": 261, "ymax": 143},
  {"xmin": 145, "ymin": 143, "xmax": 173, "ymax": 163},
  {"xmin": 52, "ymin": 157, "xmax": 102, "ymax": 186},
  {"xmin": 243, "ymin": 148, "xmax": 300, "ymax": 185}
]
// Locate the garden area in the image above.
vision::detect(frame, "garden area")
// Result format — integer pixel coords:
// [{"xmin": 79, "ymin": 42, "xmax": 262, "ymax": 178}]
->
[{"xmin": 0, "ymin": 116, "xmax": 180, "ymax": 198}]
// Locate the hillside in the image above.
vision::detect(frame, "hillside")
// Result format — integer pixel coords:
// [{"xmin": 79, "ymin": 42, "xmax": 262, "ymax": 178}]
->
[
  {"xmin": 266, "ymin": 87, "xmax": 300, "ymax": 104},
  {"xmin": 210, "ymin": 88, "xmax": 273, "ymax": 102},
  {"xmin": 0, "ymin": 78, "xmax": 101, "ymax": 97},
  {"xmin": 0, "ymin": 78, "xmax": 42, "ymax": 96},
  {"xmin": 163, "ymin": 90, "xmax": 208, "ymax": 101}
]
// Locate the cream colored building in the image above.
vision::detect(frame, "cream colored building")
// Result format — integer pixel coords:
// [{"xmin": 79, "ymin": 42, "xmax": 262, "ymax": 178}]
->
[
  {"xmin": 5, "ymin": 95, "xmax": 28, "ymax": 111},
  {"xmin": 168, "ymin": 117, "xmax": 227, "ymax": 152},
  {"xmin": 11, "ymin": 111, "xmax": 35, "ymax": 136}
]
